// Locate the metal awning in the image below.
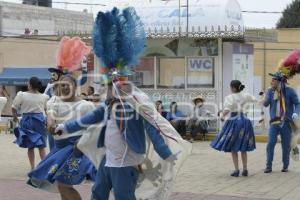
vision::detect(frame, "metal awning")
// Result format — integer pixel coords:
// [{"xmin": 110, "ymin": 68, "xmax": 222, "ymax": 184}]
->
[{"xmin": 0, "ymin": 67, "xmax": 51, "ymax": 86}]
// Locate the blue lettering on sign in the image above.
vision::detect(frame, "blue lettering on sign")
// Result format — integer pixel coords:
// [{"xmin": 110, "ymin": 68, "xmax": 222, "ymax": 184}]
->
[
  {"xmin": 203, "ymin": 60, "xmax": 212, "ymax": 69},
  {"xmin": 158, "ymin": 9, "xmax": 169, "ymax": 18},
  {"xmin": 226, "ymin": 9, "xmax": 242, "ymax": 20},
  {"xmin": 190, "ymin": 59, "xmax": 201, "ymax": 69},
  {"xmin": 189, "ymin": 59, "xmax": 212, "ymax": 71},
  {"xmin": 169, "ymin": 9, "xmax": 180, "ymax": 17},
  {"xmin": 159, "ymin": 8, "xmax": 192, "ymax": 18}
]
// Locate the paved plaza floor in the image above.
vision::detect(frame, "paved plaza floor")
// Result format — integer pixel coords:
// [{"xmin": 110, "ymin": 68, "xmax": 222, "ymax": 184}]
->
[{"xmin": 1, "ymin": 133, "xmax": 300, "ymax": 200}]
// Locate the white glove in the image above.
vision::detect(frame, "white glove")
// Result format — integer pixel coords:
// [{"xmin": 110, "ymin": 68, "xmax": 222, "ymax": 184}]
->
[
  {"xmin": 166, "ymin": 154, "xmax": 177, "ymax": 164},
  {"xmin": 292, "ymin": 113, "xmax": 299, "ymax": 120},
  {"xmin": 166, "ymin": 151, "xmax": 181, "ymax": 165},
  {"xmin": 257, "ymin": 96, "xmax": 265, "ymax": 106},
  {"xmin": 54, "ymin": 123, "xmax": 66, "ymax": 135}
]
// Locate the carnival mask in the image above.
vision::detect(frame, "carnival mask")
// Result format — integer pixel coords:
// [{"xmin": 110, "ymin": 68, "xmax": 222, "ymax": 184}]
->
[
  {"xmin": 81, "ymin": 56, "xmax": 88, "ymax": 71},
  {"xmin": 51, "ymin": 72, "xmax": 60, "ymax": 82}
]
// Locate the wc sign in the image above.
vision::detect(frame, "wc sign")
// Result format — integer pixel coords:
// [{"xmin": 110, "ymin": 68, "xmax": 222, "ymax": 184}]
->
[{"xmin": 188, "ymin": 57, "xmax": 213, "ymax": 72}]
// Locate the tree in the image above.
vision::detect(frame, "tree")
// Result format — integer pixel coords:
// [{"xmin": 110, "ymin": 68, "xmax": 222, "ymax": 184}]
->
[{"xmin": 277, "ymin": 0, "xmax": 300, "ymax": 28}]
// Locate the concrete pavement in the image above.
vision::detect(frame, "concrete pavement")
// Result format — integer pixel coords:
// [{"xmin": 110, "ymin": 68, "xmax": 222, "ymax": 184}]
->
[{"xmin": 1, "ymin": 133, "xmax": 299, "ymax": 200}]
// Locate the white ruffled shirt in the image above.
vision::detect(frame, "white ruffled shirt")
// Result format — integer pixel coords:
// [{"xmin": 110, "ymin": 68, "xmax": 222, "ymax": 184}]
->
[
  {"xmin": 47, "ymin": 96, "xmax": 95, "ymax": 140},
  {"xmin": 224, "ymin": 92, "xmax": 256, "ymax": 112},
  {"xmin": 12, "ymin": 91, "xmax": 49, "ymax": 114}
]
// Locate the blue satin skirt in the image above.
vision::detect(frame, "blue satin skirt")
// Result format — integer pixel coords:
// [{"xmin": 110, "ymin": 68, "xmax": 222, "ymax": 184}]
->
[
  {"xmin": 14, "ymin": 113, "xmax": 47, "ymax": 148},
  {"xmin": 211, "ymin": 112, "xmax": 256, "ymax": 152},
  {"xmin": 27, "ymin": 136, "xmax": 96, "ymax": 190}
]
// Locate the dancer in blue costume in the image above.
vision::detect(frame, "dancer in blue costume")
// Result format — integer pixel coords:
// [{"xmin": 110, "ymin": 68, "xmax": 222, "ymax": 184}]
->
[
  {"xmin": 28, "ymin": 37, "xmax": 96, "ymax": 200},
  {"xmin": 55, "ymin": 7, "xmax": 192, "ymax": 200},
  {"xmin": 12, "ymin": 76, "xmax": 49, "ymax": 170},
  {"xmin": 44, "ymin": 45, "xmax": 89, "ymax": 151},
  {"xmin": 211, "ymin": 80, "xmax": 256, "ymax": 177},
  {"xmin": 44, "ymin": 67, "xmax": 63, "ymax": 150},
  {"xmin": 263, "ymin": 49, "xmax": 300, "ymax": 173}
]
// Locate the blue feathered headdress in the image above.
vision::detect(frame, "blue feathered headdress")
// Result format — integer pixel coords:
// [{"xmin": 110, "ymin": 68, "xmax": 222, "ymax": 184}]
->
[{"xmin": 93, "ymin": 7, "xmax": 146, "ymax": 80}]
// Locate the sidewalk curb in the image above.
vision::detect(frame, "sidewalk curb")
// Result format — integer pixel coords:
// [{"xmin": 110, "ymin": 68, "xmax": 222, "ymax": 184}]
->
[
  {"xmin": 206, "ymin": 134, "xmax": 269, "ymax": 143},
  {"xmin": 185, "ymin": 133, "xmax": 271, "ymax": 143}
]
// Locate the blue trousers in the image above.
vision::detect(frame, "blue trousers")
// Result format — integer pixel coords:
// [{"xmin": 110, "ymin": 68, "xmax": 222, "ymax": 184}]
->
[
  {"xmin": 92, "ymin": 158, "xmax": 139, "ymax": 200},
  {"xmin": 266, "ymin": 122, "xmax": 292, "ymax": 169}
]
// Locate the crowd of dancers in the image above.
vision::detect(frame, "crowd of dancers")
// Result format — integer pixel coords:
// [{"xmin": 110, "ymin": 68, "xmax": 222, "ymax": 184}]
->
[{"xmin": 8, "ymin": 6, "xmax": 300, "ymax": 200}]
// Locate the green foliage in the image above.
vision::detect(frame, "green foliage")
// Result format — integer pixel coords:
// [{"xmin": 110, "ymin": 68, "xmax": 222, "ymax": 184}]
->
[{"xmin": 277, "ymin": 0, "xmax": 300, "ymax": 28}]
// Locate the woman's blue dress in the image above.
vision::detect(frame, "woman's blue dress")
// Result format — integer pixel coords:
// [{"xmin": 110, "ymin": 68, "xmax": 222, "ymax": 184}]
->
[
  {"xmin": 211, "ymin": 112, "xmax": 256, "ymax": 152},
  {"xmin": 14, "ymin": 113, "xmax": 47, "ymax": 148}
]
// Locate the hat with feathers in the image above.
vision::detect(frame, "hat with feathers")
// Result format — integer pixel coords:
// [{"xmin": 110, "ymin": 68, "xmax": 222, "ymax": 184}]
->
[
  {"xmin": 48, "ymin": 36, "xmax": 90, "ymax": 84},
  {"xmin": 269, "ymin": 49, "xmax": 300, "ymax": 82},
  {"xmin": 92, "ymin": 7, "xmax": 146, "ymax": 83}
]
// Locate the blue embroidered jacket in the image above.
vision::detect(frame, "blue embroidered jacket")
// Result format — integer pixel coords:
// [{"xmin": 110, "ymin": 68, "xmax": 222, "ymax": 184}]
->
[
  {"xmin": 263, "ymin": 86, "xmax": 300, "ymax": 122},
  {"xmin": 64, "ymin": 100, "xmax": 172, "ymax": 160}
]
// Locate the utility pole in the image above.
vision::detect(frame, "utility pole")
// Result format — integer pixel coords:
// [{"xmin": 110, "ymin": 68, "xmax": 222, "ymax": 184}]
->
[
  {"xmin": 90, "ymin": 0, "xmax": 93, "ymax": 13},
  {"xmin": 179, "ymin": 0, "xmax": 181, "ymax": 36},
  {"xmin": 186, "ymin": 0, "xmax": 189, "ymax": 37}
]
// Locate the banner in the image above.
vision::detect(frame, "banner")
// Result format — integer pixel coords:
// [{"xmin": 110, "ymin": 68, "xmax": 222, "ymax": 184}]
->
[{"xmin": 103, "ymin": 0, "xmax": 243, "ymax": 34}]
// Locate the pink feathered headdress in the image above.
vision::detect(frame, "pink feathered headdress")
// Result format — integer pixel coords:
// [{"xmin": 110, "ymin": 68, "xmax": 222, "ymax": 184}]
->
[
  {"xmin": 56, "ymin": 36, "xmax": 90, "ymax": 72},
  {"xmin": 270, "ymin": 49, "xmax": 300, "ymax": 82},
  {"xmin": 281, "ymin": 49, "xmax": 300, "ymax": 77}
]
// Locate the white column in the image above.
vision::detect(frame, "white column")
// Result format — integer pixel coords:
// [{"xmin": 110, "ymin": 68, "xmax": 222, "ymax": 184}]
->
[
  {"xmin": 217, "ymin": 38, "xmax": 223, "ymax": 110},
  {"xmin": 154, "ymin": 56, "xmax": 157, "ymax": 89},
  {"xmin": 184, "ymin": 56, "xmax": 187, "ymax": 89}
]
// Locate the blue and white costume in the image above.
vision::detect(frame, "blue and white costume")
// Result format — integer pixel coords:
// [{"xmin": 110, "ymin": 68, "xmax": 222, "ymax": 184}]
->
[
  {"xmin": 63, "ymin": 98, "xmax": 173, "ymax": 200},
  {"xmin": 264, "ymin": 86, "xmax": 300, "ymax": 169},
  {"xmin": 27, "ymin": 97, "xmax": 97, "ymax": 191},
  {"xmin": 57, "ymin": 7, "xmax": 192, "ymax": 200},
  {"xmin": 13, "ymin": 91, "xmax": 49, "ymax": 148},
  {"xmin": 43, "ymin": 83, "xmax": 56, "ymax": 150},
  {"xmin": 211, "ymin": 92, "xmax": 256, "ymax": 152},
  {"xmin": 45, "ymin": 61, "xmax": 88, "ymax": 151}
]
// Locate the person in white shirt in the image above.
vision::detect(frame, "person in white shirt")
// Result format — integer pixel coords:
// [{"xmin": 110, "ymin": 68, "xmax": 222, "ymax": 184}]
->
[
  {"xmin": 28, "ymin": 75, "xmax": 96, "ymax": 200},
  {"xmin": 12, "ymin": 77, "xmax": 49, "ymax": 169},
  {"xmin": 0, "ymin": 85, "xmax": 8, "ymax": 117},
  {"xmin": 211, "ymin": 80, "xmax": 257, "ymax": 177},
  {"xmin": 28, "ymin": 35, "xmax": 94, "ymax": 200}
]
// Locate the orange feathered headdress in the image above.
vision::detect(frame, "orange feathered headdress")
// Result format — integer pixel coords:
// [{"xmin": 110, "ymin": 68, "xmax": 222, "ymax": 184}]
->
[{"xmin": 56, "ymin": 36, "xmax": 90, "ymax": 73}]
